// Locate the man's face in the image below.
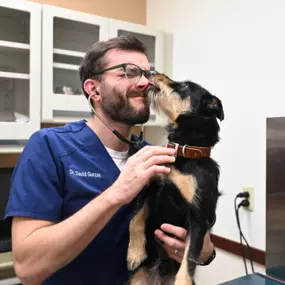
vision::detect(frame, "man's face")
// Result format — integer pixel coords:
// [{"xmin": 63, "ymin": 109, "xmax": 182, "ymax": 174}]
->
[{"xmin": 98, "ymin": 49, "xmax": 151, "ymax": 125}]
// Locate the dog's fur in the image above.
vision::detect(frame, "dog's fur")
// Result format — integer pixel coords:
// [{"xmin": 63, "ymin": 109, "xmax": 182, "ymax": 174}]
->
[{"xmin": 126, "ymin": 74, "xmax": 224, "ymax": 285}]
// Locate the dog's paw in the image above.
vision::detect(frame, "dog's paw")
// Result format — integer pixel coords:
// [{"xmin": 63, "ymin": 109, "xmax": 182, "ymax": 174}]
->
[{"xmin": 127, "ymin": 249, "xmax": 147, "ymax": 270}]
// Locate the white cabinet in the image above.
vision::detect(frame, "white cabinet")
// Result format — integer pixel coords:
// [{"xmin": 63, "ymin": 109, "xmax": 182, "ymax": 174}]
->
[
  {"xmin": 109, "ymin": 19, "xmax": 164, "ymax": 73},
  {"xmin": 41, "ymin": 6, "xmax": 166, "ymax": 126},
  {"xmin": 0, "ymin": 3, "xmax": 167, "ymax": 133},
  {"xmin": 41, "ymin": 5, "xmax": 109, "ymax": 123},
  {"xmin": 0, "ymin": 0, "xmax": 41, "ymax": 140},
  {"xmin": 109, "ymin": 20, "xmax": 166, "ymax": 126}
]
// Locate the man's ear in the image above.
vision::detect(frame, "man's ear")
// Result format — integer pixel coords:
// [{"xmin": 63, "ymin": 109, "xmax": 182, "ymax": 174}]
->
[{"xmin": 83, "ymin": 79, "xmax": 100, "ymax": 97}]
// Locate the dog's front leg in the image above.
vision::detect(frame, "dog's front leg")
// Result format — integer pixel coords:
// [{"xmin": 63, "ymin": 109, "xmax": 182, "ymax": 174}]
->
[{"xmin": 127, "ymin": 202, "xmax": 149, "ymax": 270}]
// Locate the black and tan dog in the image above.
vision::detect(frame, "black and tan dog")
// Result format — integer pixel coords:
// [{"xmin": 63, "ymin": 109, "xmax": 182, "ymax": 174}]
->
[{"xmin": 126, "ymin": 73, "xmax": 224, "ymax": 285}]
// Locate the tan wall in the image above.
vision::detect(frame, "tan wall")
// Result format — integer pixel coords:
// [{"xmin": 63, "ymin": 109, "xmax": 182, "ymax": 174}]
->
[{"xmin": 28, "ymin": 0, "xmax": 146, "ymax": 25}]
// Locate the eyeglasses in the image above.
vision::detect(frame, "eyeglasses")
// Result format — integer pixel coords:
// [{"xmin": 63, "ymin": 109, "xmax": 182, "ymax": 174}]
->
[{"xmin": 91, "ymin": 63, "xmax": 158, "ymax": 84}]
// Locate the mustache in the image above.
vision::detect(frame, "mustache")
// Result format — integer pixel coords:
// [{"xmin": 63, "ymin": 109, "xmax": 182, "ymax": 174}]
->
[{"xmin": 127, "ymin": 91, "xmax": 148, "ymax": 98}]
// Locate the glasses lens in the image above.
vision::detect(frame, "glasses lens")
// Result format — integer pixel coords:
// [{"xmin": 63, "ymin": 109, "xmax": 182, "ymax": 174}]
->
[{"xmin": 125, "ymin": 64, "xmax": 141, "ymax": 81}]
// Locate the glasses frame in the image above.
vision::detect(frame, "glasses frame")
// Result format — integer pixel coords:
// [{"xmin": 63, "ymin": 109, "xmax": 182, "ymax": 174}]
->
[{"xmin": 91, "ymin": 63, "xmax": 157, "ymax": 83}]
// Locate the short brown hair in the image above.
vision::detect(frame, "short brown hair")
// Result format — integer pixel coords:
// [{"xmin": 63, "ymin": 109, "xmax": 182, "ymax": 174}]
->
[{"xmin": 79, "ymin": 34, "xmax": 147, "ymax": 99}]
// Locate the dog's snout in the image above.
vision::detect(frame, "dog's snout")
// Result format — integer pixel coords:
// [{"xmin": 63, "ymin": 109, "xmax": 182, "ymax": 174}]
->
[{"xmin": 147, "ymin": 73, "xmax": 171, "ymax": 93}]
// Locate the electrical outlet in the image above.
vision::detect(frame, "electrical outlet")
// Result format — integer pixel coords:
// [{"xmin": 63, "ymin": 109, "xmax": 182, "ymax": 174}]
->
[{"xmin": 242, "ymin": 186, "xmax": 254, "ymax": 212}]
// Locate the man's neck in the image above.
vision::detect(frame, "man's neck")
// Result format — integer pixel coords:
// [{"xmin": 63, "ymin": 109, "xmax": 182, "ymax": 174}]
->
[{"xmin": 87, "ymin": 114, "xmax": 132, "ymax": 152}]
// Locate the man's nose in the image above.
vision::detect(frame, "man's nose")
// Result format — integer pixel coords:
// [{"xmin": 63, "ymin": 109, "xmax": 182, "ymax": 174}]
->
[{"xmin": 135, "ymin": 75, "xmax": 152, "ymax": 92}]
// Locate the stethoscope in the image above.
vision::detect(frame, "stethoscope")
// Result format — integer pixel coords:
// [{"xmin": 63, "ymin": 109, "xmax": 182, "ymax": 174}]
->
[{"xmin": 87, "ymin": 93, "xmax": 144, "ymax": 149}]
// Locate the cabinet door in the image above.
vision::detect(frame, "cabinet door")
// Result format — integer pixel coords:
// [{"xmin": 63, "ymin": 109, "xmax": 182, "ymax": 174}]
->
[
  {"xmin": 109, "ymin": 19, "xmax": 164, "ymax": 73},
  {"xmin": 109, "ymin": 19, "xmax": 166, "ymax": 127},
  {"xmin": 42, "ymin": 5, "xmax": 109, "ymax": 123},
  {"xmin": 0, "ymin": 0, "xmax": 41, "ymax": 141}
]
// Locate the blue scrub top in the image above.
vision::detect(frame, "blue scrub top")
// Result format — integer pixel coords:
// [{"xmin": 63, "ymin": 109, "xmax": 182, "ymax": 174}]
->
[{"xmin": 5, "ymin": 120, "xmax": 147, "ymax": 285}]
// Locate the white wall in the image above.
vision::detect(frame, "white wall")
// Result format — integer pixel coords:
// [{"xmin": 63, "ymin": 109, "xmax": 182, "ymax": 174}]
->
[
  {"xmin": 195, "ymin": 248, "xmax": 265, "ymax": 285},
  {"xmin": 147, "ymin": 0, "xmax": 285, "ymax": 252}
]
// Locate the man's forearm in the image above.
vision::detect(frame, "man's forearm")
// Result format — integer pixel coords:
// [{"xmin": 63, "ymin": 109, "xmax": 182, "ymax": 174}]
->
[{"xmin": 14, "ymin": 188, "xmax": 122, "ymax": 285}]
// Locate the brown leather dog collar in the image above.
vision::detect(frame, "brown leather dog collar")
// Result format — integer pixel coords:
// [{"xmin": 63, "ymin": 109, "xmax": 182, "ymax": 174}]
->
[{"xmin": 167, "ymin": 142, "xmax": 211, "ymax": 158}]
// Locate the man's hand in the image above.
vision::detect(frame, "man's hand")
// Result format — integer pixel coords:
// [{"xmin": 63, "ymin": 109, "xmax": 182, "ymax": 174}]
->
[
  {"xmin": 154, "ymin": 224, "xmax": 214, "ymax": 263},
  {"xmin": 109, "ymin": 146, "xmax": 175, "ymax": 206}
]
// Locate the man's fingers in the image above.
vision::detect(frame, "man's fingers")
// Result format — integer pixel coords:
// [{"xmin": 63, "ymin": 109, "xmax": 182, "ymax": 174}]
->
[
  {"xmin": 154, "ymin": 229, "xmax": 185, "ymax": 250},
  {"xmin": 198, "ymin": 232, "xmax": 215, "ymax": 263},
  {"xmin": 162, "ymin": 243, "xmax": 183, "ymax": 262},
  {"xmin": 160, "ymin": 224, "xmax": 187, "ymax": 240},
  {"xmin": 145, "ymin": 165, "xmax": 171, "ymax": 176},
  {"xmin": 135, "ymin": 146, "xmax": 175, "ymax": 161},
  {"xmin": 155, "ymin": 229, "xmax": 185, "ymax": 263},
  {"xmin": 144, "ymin": 155, "xmax": 175, "ymax": 169},
  {"xmin": 155, "ymin": 226, "xmax": 215, "ymax": 265}
]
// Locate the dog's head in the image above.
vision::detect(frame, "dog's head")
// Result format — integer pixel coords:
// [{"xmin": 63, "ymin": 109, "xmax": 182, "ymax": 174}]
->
[
  {"xmin": 148, "ymin": 73, "xmax": 224, "ymax": 123},
  {"xmin": 147, "ymin": 73, "xmax": 224, "ymax": 146}
]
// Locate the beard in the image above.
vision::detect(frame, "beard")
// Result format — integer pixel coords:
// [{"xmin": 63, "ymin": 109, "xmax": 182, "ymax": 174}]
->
[{"xmin": 100, "ymin": 85, "xmax": 150, "ymax": 125}]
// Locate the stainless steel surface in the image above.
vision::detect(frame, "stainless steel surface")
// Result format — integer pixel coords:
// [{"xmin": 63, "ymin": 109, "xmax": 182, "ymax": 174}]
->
[{"xmin": 266, "ymin": 117, "xmax": 285, "ymax": 281}]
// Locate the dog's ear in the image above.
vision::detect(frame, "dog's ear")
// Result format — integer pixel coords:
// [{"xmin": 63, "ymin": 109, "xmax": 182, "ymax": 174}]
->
[
  {"xmin": 214, "ymin": 98, "xmax": 224, "ymax": 121},
  {"xmin": 204, "ymin": 96, "xmax": 224, "ymax": 121}
]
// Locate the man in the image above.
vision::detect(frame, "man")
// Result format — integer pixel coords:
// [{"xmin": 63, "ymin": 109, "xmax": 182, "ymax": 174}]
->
[{"xmin": 5, "ymin": 35, "xmax": 214, "ymax": 285}]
